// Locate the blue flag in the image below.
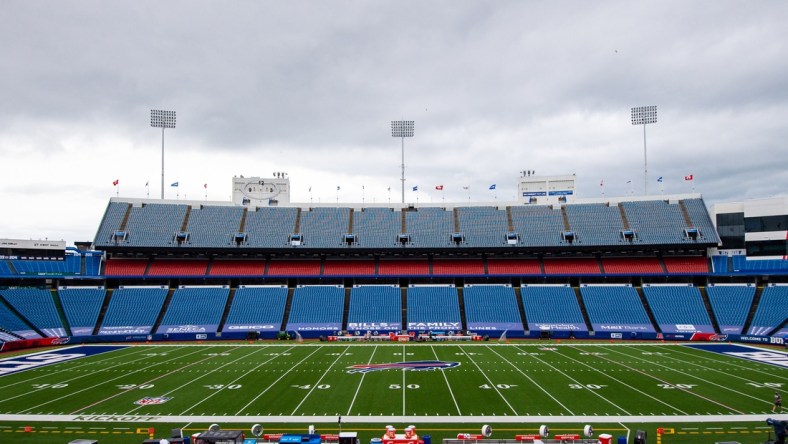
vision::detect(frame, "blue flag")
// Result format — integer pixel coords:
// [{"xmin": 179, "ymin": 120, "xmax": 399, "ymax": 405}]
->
[
  {"xmin": 657, "ymin": 176, "xmax": 663, "ymax": 182},
  {"xmin": 171, "ymin": 182, "xmax": 179, "ymax": 187},
  {"xmin": 489, "ymin": 184, "xmax": 496, "ymax": 190},
  {"xmin": 412, "ymin": 186, "xmax": 418, "ymax": 192}
]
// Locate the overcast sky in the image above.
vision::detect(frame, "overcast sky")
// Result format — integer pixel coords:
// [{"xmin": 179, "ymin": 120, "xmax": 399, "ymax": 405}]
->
[{"xmin": 1, "ymin": 1, "xmax": 787, "ymax": 244}]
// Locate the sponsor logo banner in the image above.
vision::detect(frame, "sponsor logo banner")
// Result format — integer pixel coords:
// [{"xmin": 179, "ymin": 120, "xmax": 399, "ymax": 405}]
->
[
  {"xmin": 286, "ymin": 323, "xmax": 342, "ymax": 331},
  {"xmin": 720, "ymin": 325, "xmax": 743, "ymax": 334},
  {"xmin": 529, "ymin": 322, "xmax": 587, "ymax": 331},
  {"xmin": 347, "ymin": 360, "xmax": 460, "ymax": 374},
  {"xmin": 684, "ymin": 343, "xmax": 788, "ymax": 368},
  {"xmin": 134, "ymin": 397, "xmax": 172, "ymax": 406},
  {"xmin": 594, "ymin": 323, "xmax": 655, "ymax": 332},
  {"xmin": 98, "ymin": 326, "xmax": 151, "ymax": 336},
  {"xmin": 223, "ymin": 324, "xmax": 278, "ymax": 332},
  {"xmin": 346, "ymin": 322, "xmax": 400, "ymax": 331},
  {"xmin": 466, "ymin": 322, "xmax": 524, "ymax": 331},
  {"xmin": 406, "ymin": 322, "xmax": 462, "ymax": 330},
  {"xmin": 548, "ymin": 190, "xmax": 573, "ymax": 196},
  {"xmin": 157, "ymin": 324, "xmax": 218, "ymax": 334},
  {"xmin": 522, "ymin": 191, "xmax": 547, "ymax": 197},
  {"xmin": 15, "ymin": 330, "xmax": 41, "ymax": 339},
  {"xmin": 660, "ymin": 324, "xmax": 714, "ymax": 334},
  {"xmin": 0, "ymin": 345, "xmax": 126, "ymax": 377},
  {"xmin": 71, "ymin": 327, "xmax": 94, "ymax": 336}
]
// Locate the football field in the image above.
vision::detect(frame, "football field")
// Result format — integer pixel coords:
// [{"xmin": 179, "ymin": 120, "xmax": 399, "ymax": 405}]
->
[{"xmin": 0, "ymin": 342, "xmax": 784, "ymax": 421}]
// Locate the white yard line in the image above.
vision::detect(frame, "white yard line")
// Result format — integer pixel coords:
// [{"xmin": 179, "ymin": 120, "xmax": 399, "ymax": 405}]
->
[
  {"xmin": 668, "ymin": 344, "xmax": 788, "ymax": 381},
  {"xmin": 485, "ymin": 345, "xmax": 575, "ymax": 415},
  {"xmin": 513, "ymin": 344, "xmax": 631, "ymax": 415},
  {"xmin": 346, "ymin": 345, "xmax": 378, "ymax": 416},
  {"xmin": 290, "ymin": 345, "xmax": 352, "ymax": 415},
  {"xmin": 402, "ymin": 344, "xmax": 406, "ymax": 416},
  {"xmin": 562, "ymin": 345, "xmax": 687, "ymax": 415},
  {"xmin": 463, "ymin": 345, "xmax": 519, "ymax": 415},
  {"xmin": 598, "ymin": 345, "xmax": 755, "ymax": 411},
  {"xmin": 430, "ymin": 345, "xmax": 461, "ymax": 416},
  {"xmin": 18, "ymin": 345, "xmax": 217, "ymax": 414},
  {"xmin": 235, "ymin": 346, "xmax": 324, "ymax": 415}
]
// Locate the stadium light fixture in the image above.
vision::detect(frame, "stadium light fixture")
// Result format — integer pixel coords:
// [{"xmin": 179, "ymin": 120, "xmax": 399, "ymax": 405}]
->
[
  {"xmin": 151, "ymin": 109, "xmax": 177, "ymax": 199},
  {"xmin": 391, "ymin": 120, "xmax": 414, "ymax": 203},
  {"xmin": 631, "ymin": 106, "xmax": 657, "ymax": 195}
]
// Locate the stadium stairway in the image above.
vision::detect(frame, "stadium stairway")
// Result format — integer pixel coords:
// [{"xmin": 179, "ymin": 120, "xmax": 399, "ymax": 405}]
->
[
  {"xmin": 217, "ymin": 287, "xmax": 237, "ymax": 333},
  {"xmin": 342, "ymin": 286, "xmax": 351, "ymax": 331},
  {"xmin": 514, "ymin": 285, "xmax": 529, "ymax": 332},
  {"xmin": 0, "ymin": 327, "xmax": 24, "ymax": 341},
  {"xmin": 401, "ymin": 286, "xmax": 407, "ymax": 328},
  {"xmin": 698, "ymin": 286, "xmax": 721, "ymax": 334},
  {"xmin": 51, "ymin": 289, "xmax": 73, "ymax": 337},
  {"xmin": 92, "ymin": 289, "xmax": 114, "ymax": 335},
  {"xmin": 741, "ymin": 285, "xmax": 765, "ymax": 334},
  {"xmin": 280, "ymin": 287, "xmax": 295, "ymax": 332},
  {"xmin": 768, "ymin": 318, "xmax": 788, "ymax": 336},
  {"xmin": 573, "ymin": 287, "xmax": 593, "ymax": 333},
  {"xmin": 636, "ymin": 286, "xmax": 662, "ymax": 333},
  {"xmin": 457, "ymin": 286, "xmax": 467, "ymax": 331},
  {"xmin": 151, "ymin": 288, "xmax": 176, "ymax": 334}
]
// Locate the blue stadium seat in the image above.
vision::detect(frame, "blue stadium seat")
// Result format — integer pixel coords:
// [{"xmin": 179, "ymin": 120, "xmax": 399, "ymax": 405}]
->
[
  {"xmin": 158, "ymin": 286, "xmax": 230, "ymax": 333},
  {"xmin": 0, "ymin": 288, "xmax": 65, "ymax": 337},
  {"xmin": 223, "ymin": 285, "xmax": 288, "ymax": 334},
  {"xmin": 99, "ymin": 286, "xmax": 168, "ymax": 335},
  {"xmin": 286, "ymin": 285, "xmax": 344, "ymax": 332},
  {"xmin": 347, "ymin": 285, "xmax": 401, "ymax": 332},
  {"xmin": 406, "ymin": 285, "xmax": 461, "ymax": 329},
  {"xmin": 580, "ymin": 284, "xmax": 654, "ymax": 333},
  {"xmin": 748, "ymin": 284, "xmax": 788, "ymax": 335},
  {"xmin": 706, "ymin": 284, "xmax": 755, "ymax": 334},
  {"xmin": 58, "ymin": 286, "xmax": 106, "ymax": 336},
  {"xmin": 463, "ymin": 284, "xmax": 523, "ymax": 332},
  {"xmin": 642, "ymin": 284, "xmax": 714, "ymax": 333},
  {"xmin": 520, "ymin": 284, "xmax": 586, "ymax": 331}
]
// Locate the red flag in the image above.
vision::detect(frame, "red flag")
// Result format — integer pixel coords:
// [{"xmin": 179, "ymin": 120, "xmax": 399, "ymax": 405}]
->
[
  {"xmin": 684, "ymin": 174, "xmax": 694, "ymax": 181},
  {"xmin": 112, "ymin": 179, "xmax": 119, "ymax": 186},
  {"xmin": 435, "ymin": 185, "xmax": 444, "ymax": 190}
]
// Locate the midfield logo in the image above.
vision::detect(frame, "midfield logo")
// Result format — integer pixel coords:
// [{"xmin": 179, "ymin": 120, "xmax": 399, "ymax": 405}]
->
[
  {"xmin": 347, "ymin": 360, "xmax": 460, "ymax": 374},
  {"xmin": 134, "ymin": 397, "xmax": 172, "ymax": 406}
]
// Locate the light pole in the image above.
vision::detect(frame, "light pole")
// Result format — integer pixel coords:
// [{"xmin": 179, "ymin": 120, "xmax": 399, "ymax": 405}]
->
[
  {"xmin": 151, "ymin": 109, "xmax": 176, "ymax": 199},
  {"xmin": 631, "ymin": 105, "xmax": 657, "ymax": 195},
  {"xmin": 391, "ymin": 120, "xmax": 414, "ymax": 203}
]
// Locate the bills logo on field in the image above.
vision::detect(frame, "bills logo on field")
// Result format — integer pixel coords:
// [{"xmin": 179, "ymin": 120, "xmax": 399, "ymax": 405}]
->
[
  {"xmin": 134, "ymin": 397, "xmax": 172, "ymax": 406},
  {"xmin": 347, "ymin": 360, "xmax": 460, "ymax": 374}
]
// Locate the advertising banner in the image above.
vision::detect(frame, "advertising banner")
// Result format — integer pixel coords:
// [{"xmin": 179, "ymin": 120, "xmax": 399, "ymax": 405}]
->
[
  {"xmin": 286, "ymin": 323, "xmax": 342, "ymax": 332},
  {"xmin": 528, "ymin": 322, "xmax": 587, "ymax": 331},
  {"xmin": 98, "ymin": 326, "xmax": 151, "ymax": 336},
  {"xmin": 406, "ymin": 321, "xmax": 463, "ymax": 331},
  {"xmin": 466, "ymin": 322, "xmax": 524, "ymax": 331},
  {"xmin": 594, "ymin": 323, "xmax": 655, "ymax": 333},
  {"xmin": 222, "ymin": 323, "xmax": 279, "ymax": 333},
  {"xmin": 659, "ymin": 324, "xmax": 714, "ymax": 334},
  {"xmin": 156, "ymin": 324, "xmax": 219, "ymax": 334},
  {"xmin": 346, "ymin": 322, "xmax": 400, "ymax": 332}
]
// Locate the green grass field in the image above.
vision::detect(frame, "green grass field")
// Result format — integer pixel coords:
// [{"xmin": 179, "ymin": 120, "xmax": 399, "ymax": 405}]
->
[{"xmin": 0, "ymin": 342, "xmax": 785, "ymax": 443}]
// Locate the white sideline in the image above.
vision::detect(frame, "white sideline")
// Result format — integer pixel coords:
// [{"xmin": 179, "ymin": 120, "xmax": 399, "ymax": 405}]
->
[{"xmin": 1, "ymin": 414, "xmax": 785, "ymax": 423}]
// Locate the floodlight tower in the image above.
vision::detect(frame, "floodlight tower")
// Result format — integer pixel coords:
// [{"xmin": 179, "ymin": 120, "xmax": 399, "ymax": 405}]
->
[
  {"xmin": 631, "ymin": 105, "xmax": 657, "ymax": 195},
  {"xmin": 151, "ymin": 109, "xmax": 177, "ymax": 199},
  {"xmin": 391, "ymin": 120, "xmax": 414, "ymax": 203}
]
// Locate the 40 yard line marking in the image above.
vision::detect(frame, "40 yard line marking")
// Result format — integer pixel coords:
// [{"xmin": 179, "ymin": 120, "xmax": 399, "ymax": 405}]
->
[
  {"xmin": 463, "ymin": 344, "xmax": 518, "ymax": 415},
  {"xmin": 346, "ymin": 345, "xmax": 378, "ymax": 416},
  {"xmin": 290, "ymin": 345, "xmax": 352, "ymax": 415},
  {"xmin": 430, "ymin": 345, "xmax": 461, "ymax": 416}
]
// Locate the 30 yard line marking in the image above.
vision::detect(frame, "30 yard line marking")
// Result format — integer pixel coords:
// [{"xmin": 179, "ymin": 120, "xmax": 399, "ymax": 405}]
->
[
  {"xmin": 563, "ymin": 345, "xmax": 687, "ymax": 415},
  {"xmin": 19, "ymin": 345, "xmax": 219, "ymax": 414},
  {"xmin": 430, "ymin": 345, "xmax": 461, "ymax": 416},
  {"xmin": 595, "ymin": 345, "xmax": 745, "ymax": 414},
  {"xmin": 485, "ymin": 345, "xmax": 574, "ymax": 415},
  {"xmin": 513, "ymin": 344, "xmax": 631, "ymax": 415}
]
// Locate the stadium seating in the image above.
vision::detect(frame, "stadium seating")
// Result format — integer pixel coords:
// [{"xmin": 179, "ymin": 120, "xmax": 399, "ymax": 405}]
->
[
  {"xmin": 463, "ymin": 284, "xmax": 523, "ymax": 332},
  {"xmin": 732, "ymin": 256, "xmax": 788, "ymax": 272},
  {"xmin": 299, "ymin": 207, "xmax": 351, "ymax": 248},
  {"xmin": 347, "ymin": 285, "xmax": 401, "ymax": 331},
  {"xmin": 747, "ymin": 284, "xmax": 788, "ymax": 335},
  {"xmin": 119, "ymin": 203, "xmax": 189, "ymax": 247},
  {"xmin": 601, "ymin": 257, "xmax": 663, "ymax": 274},
  {"xmin": 157, "ymin": 286, "xmax": 230, "ymax": 333},
  {"xmin": 711, "ymin": 255, "xmax": 730, "ymax": 273},
  {"xmin": 432, "ymin": 259, "xmax": 484, "ymax": 275},
  {"xmin": 0, "ymin": 300, "xmax": 39, "ymax": 338},
  {"xmin": 222, "ymin": 285, "xmax": 288, "ymax": 333},
  {"xmin": 184, "ymin": 205, "xmax": 244, "ymax": 247},
  {"xmin": 286, "ymin": 285, "xmax": 344, "ymax": 333},
  {"xmin": 642, "ymin": 284, "xmax": 714, "ymax": 333},
  {"xmin": 84, "ymin": 255, "xmax": 103, "ymax": 276},
  {"xmin": 456, "ymin": 207, "xmax": 508, "ymax": 247},
  {"xmin": 705, "ymin": 284, "xmax": 755, "ymax": 334},
  {"xmin": 323, "ymin": 260, "xmax": 376, "ymax": 276},
  {"xmin": 99, "ymin": 286, "xmax": 168, "ymax": 335},
  {"xmin": 0, "ymin": 288, "xmax": 65, "ymax": 337},
  {"xmin": 105, "ymin": 258, "xmax": 149, "ymax": 276},
  {"xmin": 209, "ymin": 260, "xmax": 266, "ymax": 276},
  {"xmin": 0, "ymin": 260, "xmax": 12, "ymax": 276},
  {"xmin": 58, "ymin": 286, "xmax": 106, "ymax": 336},
  {"xmin": 564, "ymin": 203, "xmax": 626, "ymax": 245},
  {"xmin": 620, "ymin": 200, "xmax": 692, "ymax": 245},
  {"xmin": 147, "ymin": 259, "xmax": 209, "ymax": 276},
  {"xmin": 406, "ymin": 285, "xmax": 461, "ymax": 330},
  {"xmin": 509, "ymin": 205, "xmax": 565, "ymax": 246},
  {"xmin": 520, "ymin": 284, "xmax": 586, "ymax": 332},
  {"xmin": 405, "ymin": 207, "xmax": 454, "ymax": 248},
  {"xmin": 580, "ymin": 284, "xmax": 654, "ymax": 333},
  {"xmin": 486, "ymin": 258, "xmax": 541, "ymax": 275},
  {"xmin": 353, "ymin": 207, "xmax": 401, "ymax": 248},
  {"xmin": 663, "ymin": 256, "xmax": 709, "ymax": 274},
  {"xmin": 267, "ymin": 260, "xmax": 321, "ymax": 276},
  {"xmin": 543, "ymin": 258, "xmax": 601, "ymax": 275},
  {"xmin": 93, "ymin": 201, "xmax": 132, "ymax": 247},
  {"xmin": 11, "ymin": 257, "xmax": 80, "ymax": 275},
  {"xmin": 243, "ymin": 207, "xmax": 298, "ymax": 248},
  {"xmin": 378, "ymin": 259, "xmax": 429, "ymax": 276}
]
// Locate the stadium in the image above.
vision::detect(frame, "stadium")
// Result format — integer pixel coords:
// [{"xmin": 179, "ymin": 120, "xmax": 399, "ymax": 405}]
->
[{"xmin": 0, "ymin": 169, "xmax": 785, "ymax": 444}]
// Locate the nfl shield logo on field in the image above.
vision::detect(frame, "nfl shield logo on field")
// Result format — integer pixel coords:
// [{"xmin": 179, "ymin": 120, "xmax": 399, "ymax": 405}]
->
[{"xmin": 134, "ymin": 397, "xmax": 172, "ymax": 406}]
